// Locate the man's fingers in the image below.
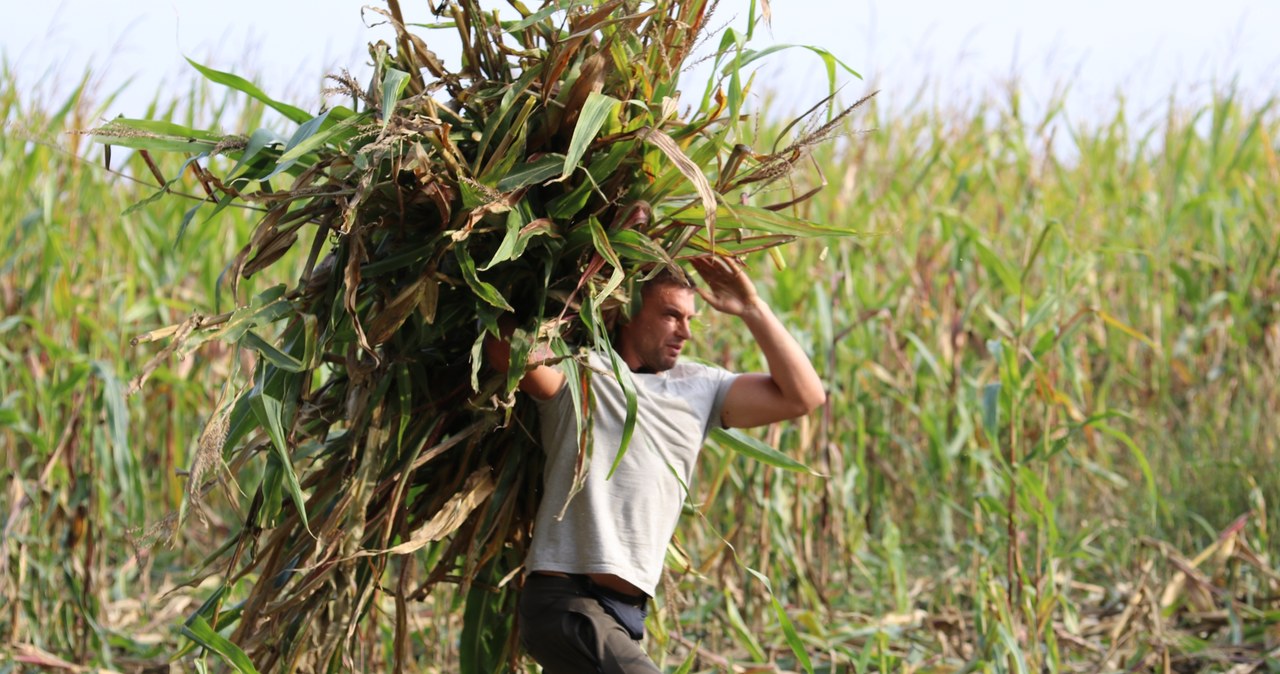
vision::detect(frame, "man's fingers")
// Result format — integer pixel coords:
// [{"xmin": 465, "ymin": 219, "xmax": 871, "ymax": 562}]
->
[
  {"xmin": 690, "ymin": 255, "xmax": 719, "ymax": 272},
  {"xmin": 689, "ymin": 256, "xmax": 717, "ymax": 282},
  {"xmin": 690, "ymin": 254, "xmax": 738, "ymax": 280}
]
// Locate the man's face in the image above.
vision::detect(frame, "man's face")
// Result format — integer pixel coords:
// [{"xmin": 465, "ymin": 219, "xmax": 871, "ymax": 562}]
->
[{"xmin": 618, "ymin": 283, "xmax": 697, "ymax": 373}]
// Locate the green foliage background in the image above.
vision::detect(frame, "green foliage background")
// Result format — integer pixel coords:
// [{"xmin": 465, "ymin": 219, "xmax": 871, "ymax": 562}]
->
[{"xmin": 3, "ymin": 10, "xmax": 1279, "ymax": 674}]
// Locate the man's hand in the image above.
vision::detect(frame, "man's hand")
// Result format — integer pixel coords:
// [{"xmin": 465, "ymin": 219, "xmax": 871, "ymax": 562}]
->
[{"xmin": 690, "ymin": 255, "xmax": 761, "ymax": 317}]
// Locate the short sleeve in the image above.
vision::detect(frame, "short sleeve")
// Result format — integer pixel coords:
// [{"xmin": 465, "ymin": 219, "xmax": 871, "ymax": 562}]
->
[{"xmin": 703, "ymin": 368, "xmax": 739, "ymax": 438}]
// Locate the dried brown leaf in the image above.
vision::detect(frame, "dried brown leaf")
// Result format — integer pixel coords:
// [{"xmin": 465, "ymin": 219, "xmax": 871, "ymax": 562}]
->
[
  {"xmin": 640, "ymin": 126, "xmax": 717, "ymax": 244},
  {"xmin": 369, "ymin": 469, "xmax": 497, "ymax": 556}
]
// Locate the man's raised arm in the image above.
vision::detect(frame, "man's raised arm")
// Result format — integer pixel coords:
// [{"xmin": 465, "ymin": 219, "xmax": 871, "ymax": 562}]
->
[{"xmin": 690, "ymin": 256, "xmax": 826, "ymax": 429}]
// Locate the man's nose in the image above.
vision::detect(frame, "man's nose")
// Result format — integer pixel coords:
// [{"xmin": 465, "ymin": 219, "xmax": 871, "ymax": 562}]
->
[{"xmin": 676, "ymin": 319, "xmax": 692, "ymax": 339}]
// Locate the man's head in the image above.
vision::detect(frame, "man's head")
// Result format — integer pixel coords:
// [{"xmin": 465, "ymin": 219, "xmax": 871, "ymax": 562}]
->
[{"xmin": 616, "ymin": 267, "xmax": 698, "ymax": 373}]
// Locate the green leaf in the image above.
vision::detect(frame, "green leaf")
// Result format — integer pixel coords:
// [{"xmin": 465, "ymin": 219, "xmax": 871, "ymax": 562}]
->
[
  {"xmin": 608, "ymin": 229, "xmax": 675, "ymax": 263},
  {"xmin": 496, "ymin": 153, "xmax": 565, "ymax": 191},
  {"xmin": 458, "ymin": 564, "xmax": 514, "ymax": 674},
  {"xmin": 227, "ymin": 128, "xmax": 285, "ymax": 181},
  {"xmin": 727, "ymin": 43, "xmax": 861, "ymax": 83},
  {"xmin": 560, "ymin": 92, "xmax": 620, "ymax": 180},
  {"xmin": 299, "ymin": 313, "xmax": 320, "ymax": 370},
  {"xmin": 210, "ymin": 285, "xmax": 293, "ymax": 344},
  {"xmin": 723, "ymin": 588, "xmax": 767, "ymax": 661},
  {"xmin": 982, "ymin": 382, "xmax": 1001, "ymax": 439},
  {"xmin": 903, "ymin": 331, "xmax": 944, "ymax": 381},
  {"xmin": 677, "ymin": 202, "xmax": 858, "ymax": 237},
  {"xmin": 480, "ymin": 209, "xmax": 525, "ymax": 271},
  {"xmin": 509, "ymin": 0, "xmax": 591, "ymax": 32},
  {"xmin": 1020, "ymin": 220, "xmax": 1059, "ymax": 286},
  {"xmin": 221, "ymin": 393, "xmax": 257, "ymax": 455},
  {"xmin": 1094, "ymin": 421, "xmax": 1159, "ymax": 523},
  {"xmin": 92, "ymin": 361, "xmax": 143, "ymax": 524},
  {"xmin": 0, "ymin": 402, "xmax": 22, "ymax": 430},
  {"xmin": 549, "ymin": 140, "xmax": 632, "ymax": 220},
  {"xmin": 250, "ymin": 374, "xmax": 310, "ymax": 534},
  {"xmin": 970, "ymin": 237, "xmax": 1021, "ymax": 295},
  {"xmin": 242, "ymin": 330, "xmax": 305, "ymax": 372},
  {"xmin": 745, "ymin": 567, "xmax": 814, "ymax": 674},
  {"xmin": 458, "ymin": 179, "xmax": 489, "ymax": 209},
  {"xmin": 186, "ymin": 57, "xmax": 311, "ymax": 124},
  {"xmin": 381, "ymin": 68, "xmax": 411, "ymax": 130},
  {"xmin": 277, "ymin": 109, "xmax": 367, "ymax": 166},
  {"xmin": 996, "ymin": 623, "xmax": 1030, "ymax": 674},
  {"xmin": 181, "ymin": 616, "xmax": 261, "ymax": 674},
  {"xmin": 455, "ymin": 246, "xmax": 513, "ymax": 311},
  {"xmin": 89, "ymin": 118, "xmax": 223, "ymax": 153},
  {"xmin": 710, "ymin": 427, "xmax": 817, "ymax": 474},
  {"xmin": 262, "ymin": 109, "xmax": 337, "ymax": 180},
  {"xmin": 260, "ymin": 453, "xmax": 284, "ymax": 527},
  {"xmin": 475, "ymin": 79, "xmax": 538, "ymax": 178},
  {"xmin": 174, "ymin": 201, "xmax": 206, "ymax": 251},
  {"xmin": 586, "ymin": 217, "xmax": 625, "ymax": 303},
  {"xmin": 600, "ymin": 340, "xmax": 639, "ymax": 481}
]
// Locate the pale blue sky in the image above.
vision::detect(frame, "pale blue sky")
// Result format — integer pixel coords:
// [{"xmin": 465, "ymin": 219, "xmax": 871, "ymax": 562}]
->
[{"xmin": 5, "ymin": 1, "xmax": 1278, "ymax": 125}]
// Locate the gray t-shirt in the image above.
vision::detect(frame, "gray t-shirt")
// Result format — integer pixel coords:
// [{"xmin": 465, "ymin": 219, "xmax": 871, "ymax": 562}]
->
[{"xmin": 527, "ymin": 350, "xmax": 738, "ymax": 596}]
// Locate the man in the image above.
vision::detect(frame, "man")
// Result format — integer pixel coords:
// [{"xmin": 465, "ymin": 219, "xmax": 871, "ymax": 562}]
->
[{"xmin": 489, "ymin": 255, "xmax": 825, "ymax": 673}]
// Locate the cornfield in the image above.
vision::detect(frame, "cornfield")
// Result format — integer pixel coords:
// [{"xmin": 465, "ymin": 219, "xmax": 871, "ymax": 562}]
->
[{"xmin": 3, "ymin": 1, "xmax": 1279, "ymax": 672}]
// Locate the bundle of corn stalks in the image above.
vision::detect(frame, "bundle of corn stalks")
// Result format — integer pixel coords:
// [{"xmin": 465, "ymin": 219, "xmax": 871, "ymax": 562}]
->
[{"xmin": 90, "ymin": 0, "xmax": 862, "ymax": 670}]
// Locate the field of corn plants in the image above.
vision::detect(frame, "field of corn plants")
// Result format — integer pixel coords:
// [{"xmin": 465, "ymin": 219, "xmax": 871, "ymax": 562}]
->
[{"xmin": 3, "ymin": 2, "xmax": 1280, "ymax": 672}]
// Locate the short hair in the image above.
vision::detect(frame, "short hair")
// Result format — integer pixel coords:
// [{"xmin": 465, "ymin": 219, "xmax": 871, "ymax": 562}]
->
[{"xmin": 640, "ymin": 264, "xmax": 696, "ymax": 295}]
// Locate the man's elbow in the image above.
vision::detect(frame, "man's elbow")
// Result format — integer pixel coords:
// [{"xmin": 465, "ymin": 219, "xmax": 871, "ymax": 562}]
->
[
  {"xmin": 781, "ymin": 387, "xmax": 826, "ymax": 420},
  {"xmin": 808, "ymin": 388, "xmax": 828, "ymax": 413},
  {"xmin": 797, "ymin": 388, "xmax": 827, "ymax": 416}
]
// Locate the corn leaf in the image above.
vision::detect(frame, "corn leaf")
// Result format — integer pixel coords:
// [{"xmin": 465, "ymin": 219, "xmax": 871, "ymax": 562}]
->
[
  {"xmin": 710, "ymin": 427, "xmax": 817, "ymax": 474},
  {"xmin": 496, "ymin": 153, "xmax": 566, "ymax": 191},
  {"xmin": 560, "ymin": 92, "xmax": 620, "ymax": 179},
  {"xmin": 242, "ymin": 330, "xmax": 305, "ymax": 372},
  {"xmin": 745, "ymin": 567, "xmax": 815, "ymax": 674},
  {"xmin": 250, "ymin": 374, "xmax": 310, "ymax": 534},
  {"xmin": 89, "ymin": 118, "xmax": 222, "ymax": 153},
  {"xmin": 186, "ymin": 57, "xmax": 311, "ymax": 124},
  {"xmin": 382, "ymin": 68, "xmax": 411, "ymax": 123},
  {"xmin": 677, "ymin": 202, "xmax": 854, "ymax": 237},
  {"xmin": 262, "ymin": 109, "xmax": 336, "ymax": 180},
  {"xmin": 455, "ymin": 245, "xmax": 514, "ymax": 311},
  {"xmin": 181, "ymin": 616, "xmax": 261, "ymax": 674}
]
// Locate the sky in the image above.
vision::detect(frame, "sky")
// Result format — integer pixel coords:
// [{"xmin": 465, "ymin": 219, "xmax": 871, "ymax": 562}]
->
[{"xmin": 4, "ymin": 1, "xmax": 1279, "ymax": 127}]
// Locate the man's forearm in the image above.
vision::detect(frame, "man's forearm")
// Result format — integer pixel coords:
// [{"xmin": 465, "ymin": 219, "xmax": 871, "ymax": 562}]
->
[
  {"xmin": 483, "ymin": 317, "xmax": 566, "ymax": 400},
  {"xmin": 738, "ymin": 298, "xmax": 826, "ymax": 413}
]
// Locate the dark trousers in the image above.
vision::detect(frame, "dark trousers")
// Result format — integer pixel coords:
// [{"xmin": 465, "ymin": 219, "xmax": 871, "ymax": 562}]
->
[{"xmin": 519, "ymin": 574, "xmax": 661, "ymax": 674}]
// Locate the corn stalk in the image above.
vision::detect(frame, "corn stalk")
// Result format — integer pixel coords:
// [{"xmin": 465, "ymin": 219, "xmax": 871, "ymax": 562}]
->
[{"xmin": 87, "ymin": 0, "xmax": 860, "ymax": 670}]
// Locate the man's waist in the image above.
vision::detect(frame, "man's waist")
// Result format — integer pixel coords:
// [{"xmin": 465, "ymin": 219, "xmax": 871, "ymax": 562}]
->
[{"xmin": 530, "ymin": 571, "xmax": 648, "ymax": 606}]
